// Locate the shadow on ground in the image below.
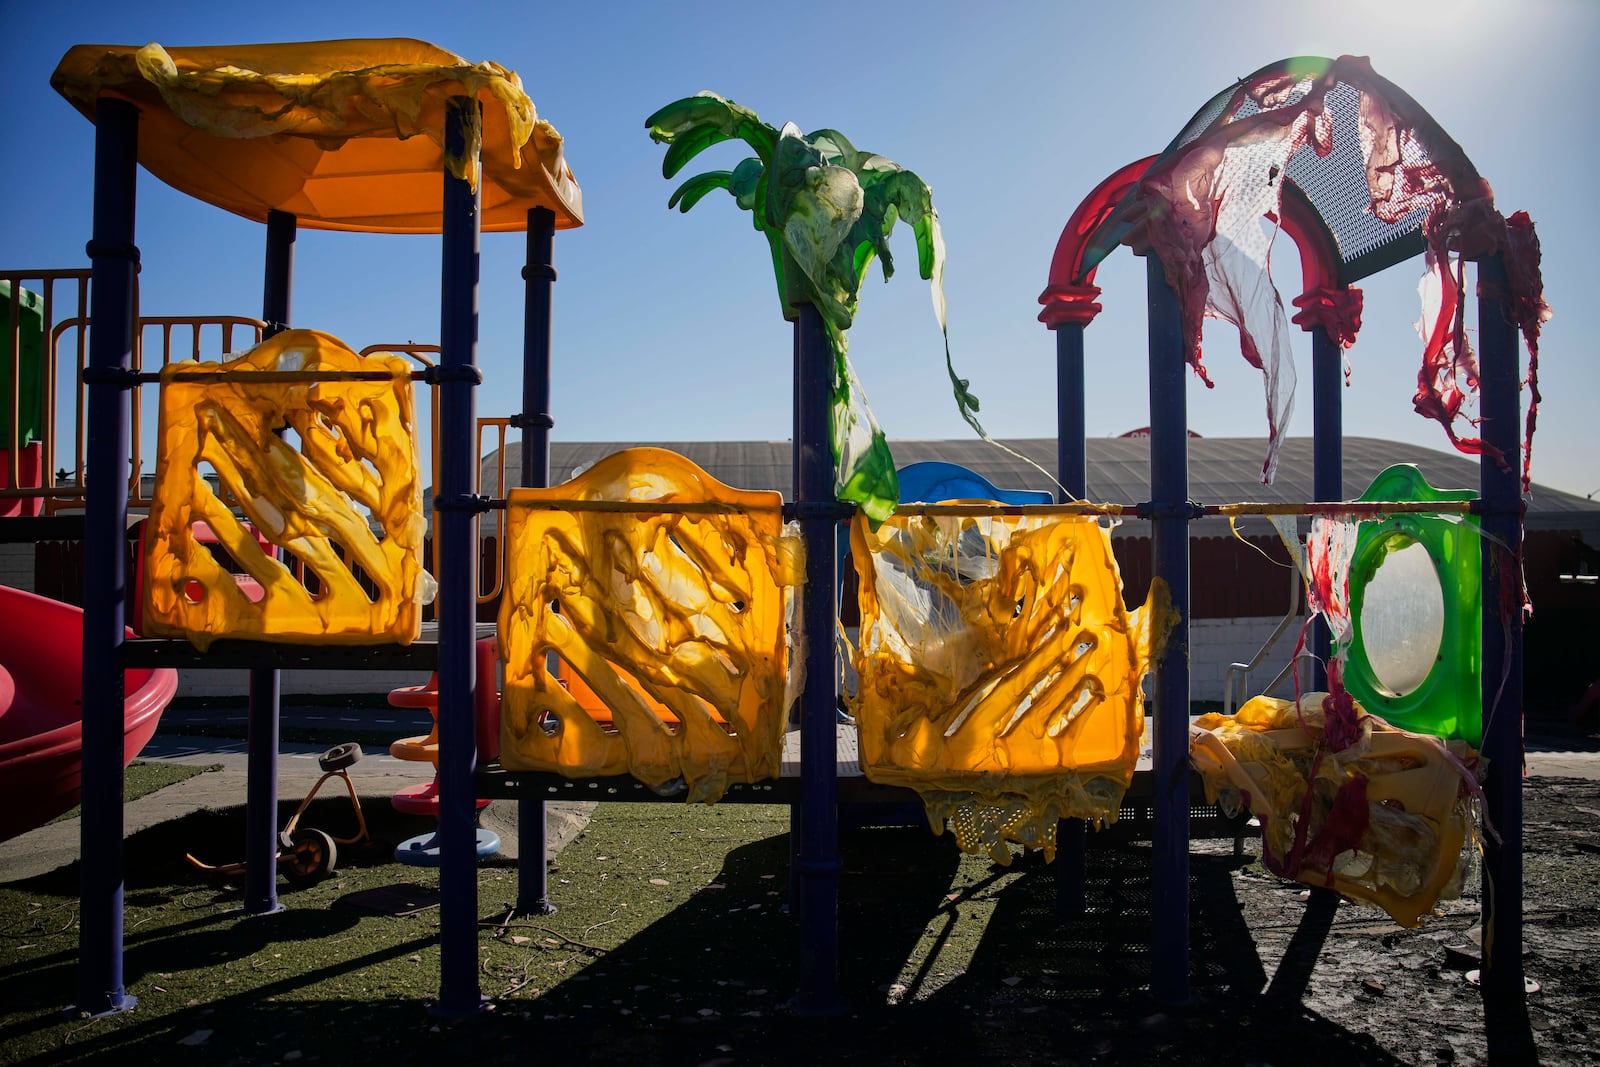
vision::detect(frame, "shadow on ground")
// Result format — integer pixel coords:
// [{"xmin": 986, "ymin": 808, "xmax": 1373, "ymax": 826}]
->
[{"xmin": 6, "ymin": 783, "xmax": 1587, "ymax": 1065}]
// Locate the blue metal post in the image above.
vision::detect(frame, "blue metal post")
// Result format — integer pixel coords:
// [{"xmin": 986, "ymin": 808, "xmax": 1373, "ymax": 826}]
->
[
  {"xmin": 1055, "ymin": 325, "xmax": 1087, "ymax": 493},
  {"xmin": 1310, "ymin": 325, "xmax": 1342, "ymax": 691},
  {"xmin": 1145, "ymin": 255, "xmax": 1191, "ymax": 1004},
  {"xmin": 795, "ymin": 302, "xmax": 842, "ymax": 1015},
  {"xmin": 262, "ymin": 209, "xmax": 295, "ymax": 337},
  {"xmin": 1054, "ymin": 323, "xmax": 1089, "ymax": 914},
  {"xmin": 1476, "ymin": 253, "xmax": 1524, "ymax": 1006},
  {"xmin": 790, "ymin": 322, "xmax": 802, "ymax": 912},
  {"xmin": 434, "ymin": 97, "xmax": 485, "ymax": 1016},
  {"xmin": 75, "ymin": 96, "xmax": 139, "ymax": 1018},
  {"xmin": 242, "ymin": 669, "xmax": 283, "ymax": 915},
  {"xmin": 242, "ymin": 208, "xmax": 296, "ymax": 916},
  {"xmin": 517, "ymin": 205, "xmax": 556, "ymax": 915}
]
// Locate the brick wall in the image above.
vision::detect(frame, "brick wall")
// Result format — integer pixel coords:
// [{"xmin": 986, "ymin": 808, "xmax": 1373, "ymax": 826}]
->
[
  {"xmin": 0, "ymin": 544, "xmax": 33, "ymax": 592},
  {"xmin": 1186, "ymin": 614, "xmax": 1314, "ymax": 707}
]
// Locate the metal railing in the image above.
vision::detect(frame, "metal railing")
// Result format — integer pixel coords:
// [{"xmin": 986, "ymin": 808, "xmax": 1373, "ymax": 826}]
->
[
  {"xmin": 1, "ymin": 269, "xmax": 92, "ymax": 512},
  {"xmin": 1, "ymin": 283, "xmax": 517, "ymax": 613},
  {"xmin": 1221, "ymin": 557, "xmax": 1307, "ymax": 714},
  {"xmin": 21, "ymin": 306, "xmax": 268, "ymax": 514}
]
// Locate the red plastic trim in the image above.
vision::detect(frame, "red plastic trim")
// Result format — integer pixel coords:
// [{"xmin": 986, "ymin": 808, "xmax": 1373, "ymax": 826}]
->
[
  {"xmin": 1037, "ymin": 283, "xmax": 1103, "ymax": 328},
  {"xmin": 1044, "ymin": 151, "xmax": 1356, "ymax": 335},
  {"xmin": 1291, "ymin": 286, "xmax": 1364, "ymax": 347},
  {"xmin": 1273, "ymin": 185, "xmax": 1341, "ymax": 296},
  {"xmin": 1039, "ymin": 156, "xmax": 1156, "ymax": 328}
]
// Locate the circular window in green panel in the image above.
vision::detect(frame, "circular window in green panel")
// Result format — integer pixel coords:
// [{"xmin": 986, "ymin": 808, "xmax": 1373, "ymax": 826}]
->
[{"xmin": 1357, "ymin": 537, "xmax": 1444, "ymax": 698}]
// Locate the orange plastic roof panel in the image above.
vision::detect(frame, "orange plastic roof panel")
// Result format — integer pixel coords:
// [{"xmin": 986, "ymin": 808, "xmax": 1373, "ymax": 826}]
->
[
  {"xmin": 497, "ymin": 449, "xmax": 799, "ymax": 804},
  {"xmin": 143, "ymin": 329, "xmax": 430, "ymax": 648},
  {"xmin": 52, "ymin": 39, "xmax": 583, "ymax": 233}
]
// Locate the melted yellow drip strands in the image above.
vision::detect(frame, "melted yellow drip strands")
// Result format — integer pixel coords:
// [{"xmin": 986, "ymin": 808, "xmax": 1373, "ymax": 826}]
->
[
  {"xmin": 849, "ymin": 510, "xmax": 1166, "ymax": 863},
  {"xmin": 498, "ymin": 448, "xmax": 800, "ymax": 804},
  {"xmin": 143, "ymin": 329, "xmax": 428, "ymax": 650},
  {"xmin": 1190, "ymin": 694, "xmax": 1480, "ymax": 928},
  {"xmin": 51, "ymin": 40, "xmax": 583, "ymax": 231}
]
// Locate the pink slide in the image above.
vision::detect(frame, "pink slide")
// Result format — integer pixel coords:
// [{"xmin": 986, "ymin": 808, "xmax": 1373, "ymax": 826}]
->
[{"xmin": 0, "ymin": 585, "xmax": 179, "ymax": 842}]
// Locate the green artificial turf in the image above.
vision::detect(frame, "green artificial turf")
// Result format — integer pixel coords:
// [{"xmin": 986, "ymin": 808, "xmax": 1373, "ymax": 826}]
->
[{"xmin": 0, "ymin": 800, "xmax": 1056, "ymax": 1064}]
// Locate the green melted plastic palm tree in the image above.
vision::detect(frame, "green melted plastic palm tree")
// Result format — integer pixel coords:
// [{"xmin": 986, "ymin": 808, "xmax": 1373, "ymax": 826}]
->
[{"xmin": 647, "ymin": 92, "xmax": 986, "ymax": 523}]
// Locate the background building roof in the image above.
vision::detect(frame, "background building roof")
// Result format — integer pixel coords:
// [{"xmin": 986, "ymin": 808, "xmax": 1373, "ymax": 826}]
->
[{"xmin": 455, "ymin": 436, "xmax": 1600, "ymax": 540}]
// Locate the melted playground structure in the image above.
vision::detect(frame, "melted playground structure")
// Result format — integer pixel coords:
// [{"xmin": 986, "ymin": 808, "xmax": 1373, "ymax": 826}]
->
[{"xmin": 0, "ymin": 42, "xmax": 1544, "ymax": 1030}]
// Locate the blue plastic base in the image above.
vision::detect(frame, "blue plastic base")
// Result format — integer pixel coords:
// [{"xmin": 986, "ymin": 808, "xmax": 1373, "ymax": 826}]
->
[{"xmin": 394, "ymin": 829, "xmax": 501, "ymax": 866}]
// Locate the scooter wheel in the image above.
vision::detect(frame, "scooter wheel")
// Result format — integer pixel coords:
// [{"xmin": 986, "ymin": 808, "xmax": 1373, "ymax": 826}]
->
[
  {"xmin": 319, "ymin": 743, "xmax": 363, "ymax": 772},
  {"xmin": 284, "ymin": 828, "xmax": 338, "ymax": 886}
]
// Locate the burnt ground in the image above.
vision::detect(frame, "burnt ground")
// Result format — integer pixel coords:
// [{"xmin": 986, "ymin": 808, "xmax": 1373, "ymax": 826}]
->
[
  {"xmin": 546, "ymin": 779, "xmax": 1594, "ymax": 1067},
  {"xmin": 417, "ymin": 777, "xmax": 1600, "ymax": 1067},
  {"xmin": 2, "ymin": 776, "xmax": 1595, "ymax": 1066}
]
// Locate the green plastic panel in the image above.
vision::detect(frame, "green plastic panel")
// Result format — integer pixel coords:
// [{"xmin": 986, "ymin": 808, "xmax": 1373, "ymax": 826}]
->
[
  {"xmin": 1343, "ymin": 465, "xmax": 1481, "ymax": 745},
  {"xmin": 1, "ymin": 281, "xmax": 45, "ymax": 446}
]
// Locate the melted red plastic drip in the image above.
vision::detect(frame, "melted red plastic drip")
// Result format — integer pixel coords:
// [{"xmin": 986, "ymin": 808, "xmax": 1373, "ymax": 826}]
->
[
  {"xmin": 1320, "ymin": 661, "xmax": 1363, "ymax": 753},
  {"xmin": 1411, "ymin": 250, "xmax": 1487, "ymax": 459},
  {"xmin": 1291, "ymin": 286, "xmax": 1364, "ymax": 348},
  {"xmin": 1504, "ymin": 211, "xmax": 1549, "ymax": 493},
  {"xmin": 1114, "ymin": 56, "xmax": 1549, "ymax": 485},
  {"xmin": 1301, "ymin": 773, "xmax": 1372, "ymax": 881}
]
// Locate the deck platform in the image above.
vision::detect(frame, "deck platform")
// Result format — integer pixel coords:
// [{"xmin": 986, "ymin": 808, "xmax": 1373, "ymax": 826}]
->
[{"xmin": 475, "ymin": 723, "xmax": 1253, "ymax": 842}]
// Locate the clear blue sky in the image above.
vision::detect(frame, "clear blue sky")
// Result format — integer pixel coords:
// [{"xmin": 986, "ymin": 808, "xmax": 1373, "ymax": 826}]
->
[{"xmin": 4, "ymin": 0, "xmax": 1595, "ymax": 498}]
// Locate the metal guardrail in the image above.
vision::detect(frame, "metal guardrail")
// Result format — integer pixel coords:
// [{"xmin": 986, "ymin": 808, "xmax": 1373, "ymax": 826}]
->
[
  {"xmin": 2, "ymin": 287, "xmax": 514, "ymax": 612},
  {"xmin": 1222, "ymin": 549, "xmax": 1306, "ymax": 714},
  {"xmin": 1, "ymin": 269, "xmax": 92, "ymax": 510}
]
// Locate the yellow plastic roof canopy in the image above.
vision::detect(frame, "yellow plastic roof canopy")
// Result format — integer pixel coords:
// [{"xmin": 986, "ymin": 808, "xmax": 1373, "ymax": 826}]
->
[{"xmin": 52, "ymin": 39, "xmax": 583, "ymax": 233}]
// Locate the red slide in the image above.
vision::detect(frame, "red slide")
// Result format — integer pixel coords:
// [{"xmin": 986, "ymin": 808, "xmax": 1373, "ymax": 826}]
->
[{"xmin": 0, "ymin": 585, "xmax": 179, "ymax": 842}]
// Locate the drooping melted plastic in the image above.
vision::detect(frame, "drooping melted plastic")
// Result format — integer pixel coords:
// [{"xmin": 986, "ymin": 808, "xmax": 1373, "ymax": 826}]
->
[
  {"xmin": 51, "ymin": 39, "xmax": 583, "ymax": 233},
  {"xmin": 497, "ymin": 449, "xmax": 800, "ymax": 804},
  {"xmin": 1307, "ymin": 515, "xmax": 1359, "ymax": 646},
  {"xmin": 849, "ymin": 509, "xmax": 1169, "ymax": 863},
  {"xmin": 1093, "ymin": 56, "xmax": 1546, "ymax": 482},
  {"xmin": 143, "ymin": 330, "xmax": 428, "ymax": 649},
  {"xmin": 1190, "ymin": 694, "xmax": 1479, "ymax": 928}
]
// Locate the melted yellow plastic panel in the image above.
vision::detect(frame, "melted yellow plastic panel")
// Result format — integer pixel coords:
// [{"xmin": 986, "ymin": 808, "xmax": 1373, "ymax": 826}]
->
[
  {"xmin": 498, "ymin": 449, "xmax": 799, "ymax": 804},
  {"xmin": 52, "ymin": 40, "xmax": 582, "ymax": 233},
  {"xmin": 1190, "ymin": 695, "xmax": 1479, "ymax": 928},
  {"xmin": 144, "ymin": 329, "xmax": 428, "ymax": 649},
  {"xmin": 849, "ymin": 510, "xmax": 1165, "ymax": 863}
]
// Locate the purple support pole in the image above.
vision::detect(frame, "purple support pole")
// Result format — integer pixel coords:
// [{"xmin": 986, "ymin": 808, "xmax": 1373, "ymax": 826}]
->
[
  {"xmin": 795, "ymin": 302, "xmax": 842, "ymax": 1016},
  {"xmin": 1055, "ymin": 325, "xmax": 1088, "ymax": 493},
  {"xmin": 517, "ymin": 205, "xmax": 556, "ymax": 915},
  {"xmin": 434, "ymin": 97, "xmax": 486, "ymax": 1016},
  {"xmin": 242, "ymin": 668, "xmax": 283, "ymax": 915},
  {"xmin": 1054, "ymin": 323, "xmax": 1089, "ymax": 914},
  {"xmin": 75, "ymin": 96, "xmax": 139, "ymax": 1018},
  {"xmin": 1309, "ymin": 325, "xmax": 1342, "ymax": 691},
  {"xmin": 242, "ymin": 208, "xmax": 296, "ymax": 916},
  {"xmin": 1145, "ymin": 255, "xmax": 1191, "ymax": 1004},
  {"xmin": 1476, "ymin": 253, "xmax": 1524, "ymax": 1006},
  {"xmin": 262, "ymin": 209, "xmax": 295, "ymax": 337},
  {"xmin": 790, "ymin": 322, "xmax": 802, "ymax": 911}
]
